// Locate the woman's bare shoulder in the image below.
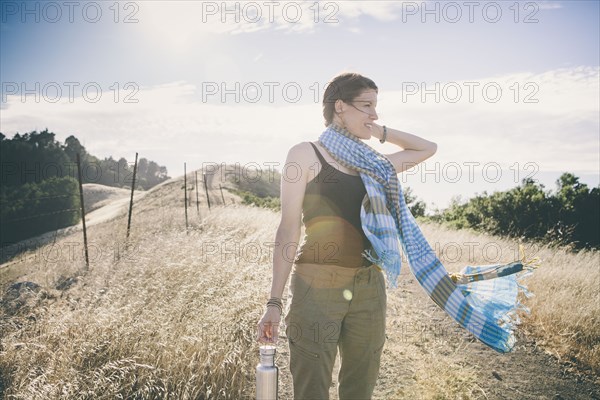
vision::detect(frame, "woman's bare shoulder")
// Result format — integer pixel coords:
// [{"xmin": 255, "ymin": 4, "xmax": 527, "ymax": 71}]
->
[{"xmin": 286, "ymin": 141, "xmax": 317, "ymax": 164}]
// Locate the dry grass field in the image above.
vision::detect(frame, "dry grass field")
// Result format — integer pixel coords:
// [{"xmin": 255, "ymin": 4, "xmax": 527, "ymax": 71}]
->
[{"xmin": 0, "ymin": 174, "xmax": 598, "ymax": 399}]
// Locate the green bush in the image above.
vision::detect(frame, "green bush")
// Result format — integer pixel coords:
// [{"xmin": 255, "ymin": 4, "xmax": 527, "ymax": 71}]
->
[
  {"xmin": 1, "ymin": 177, "xmax": 80, "ymax": 245},
  {"xmin": 437, "ymin": 173, "xmax": 599, "ymax": 249}
]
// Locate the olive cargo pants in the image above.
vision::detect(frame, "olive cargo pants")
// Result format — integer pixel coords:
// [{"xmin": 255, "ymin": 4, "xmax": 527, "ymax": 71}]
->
[{"xmin": 284, "ymin": 263, "xmax": 387, "ymax": 400}]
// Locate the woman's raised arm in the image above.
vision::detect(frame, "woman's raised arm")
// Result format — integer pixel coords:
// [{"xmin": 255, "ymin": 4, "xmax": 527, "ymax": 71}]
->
[{"xmin": 372, "ymin": 123, "xmax": 437, "ymax": 174}]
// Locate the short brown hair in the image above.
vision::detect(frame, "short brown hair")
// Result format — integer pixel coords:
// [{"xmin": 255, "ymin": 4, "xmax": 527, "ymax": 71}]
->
[{"xmin": 322, "ymin": 72, "xmax": 378, "ymax": 126}]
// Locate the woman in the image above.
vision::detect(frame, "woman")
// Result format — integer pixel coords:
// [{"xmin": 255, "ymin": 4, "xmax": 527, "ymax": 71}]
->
[{"xmin": 256, "ymin": 72, "xmax": 437, "ymax": 399}]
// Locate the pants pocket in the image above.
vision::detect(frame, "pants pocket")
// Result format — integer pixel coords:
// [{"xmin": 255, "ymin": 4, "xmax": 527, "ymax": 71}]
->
[
  {"xmin": 289, "ymin": 338, "xmax": 321, "ymax": 361},
  {"xmin": 289, "ymin": 271, "xmax": 315, "ymax": 307},
  {"xmin": 375, "ymin": 269, "xmax": 387, "ymax": 311}
]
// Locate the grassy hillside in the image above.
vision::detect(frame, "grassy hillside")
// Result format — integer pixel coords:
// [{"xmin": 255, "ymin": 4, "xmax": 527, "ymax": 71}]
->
[
  {"xmin": 0, "ymin": 172, "xmax": 598, "ymax": 399},
  {"xmin": 0, "ymin": 176, "xmax": 268, "ymax": 398},
  {"xmin": 82, "ymin": 183, "xmax": 131, "ymax": 214}
]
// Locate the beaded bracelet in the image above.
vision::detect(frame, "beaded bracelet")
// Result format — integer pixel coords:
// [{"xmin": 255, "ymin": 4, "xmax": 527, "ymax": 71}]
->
[
  {"xmin": 267, "ymin": 298, "xmax": 283, "ymax": 308},
  {"xmin": 267, "ymin": 297, "xmax": 283, "ymax": 305},
  {"xmin": 266, "ymin": 297, "xmax": 284, "ymax": 315}
]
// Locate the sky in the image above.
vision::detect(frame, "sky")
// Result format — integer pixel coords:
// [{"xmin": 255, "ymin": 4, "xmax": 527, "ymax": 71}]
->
[{"xmin": 1, "ymin": 0, "xmax": 599, "ymax": 210}]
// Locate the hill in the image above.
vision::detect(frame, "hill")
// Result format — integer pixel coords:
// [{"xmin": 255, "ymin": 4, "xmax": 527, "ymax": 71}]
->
[
  {"xmin": 0, "ymin": 171, "xmax": 598, "ymax": 399},
  {"xmin": 82, "ymin": 183, "xmax": 131, "ymax": 214}
]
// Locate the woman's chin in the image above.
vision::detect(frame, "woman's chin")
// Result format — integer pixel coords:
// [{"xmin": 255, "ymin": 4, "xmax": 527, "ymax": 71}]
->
[
  {"xmin": 351, "ymin": 132, "xmax": 370, "ymax": 140},
  {"xmin": 347, "ymin": 126, "xmax": 371, "ymax": 140}
]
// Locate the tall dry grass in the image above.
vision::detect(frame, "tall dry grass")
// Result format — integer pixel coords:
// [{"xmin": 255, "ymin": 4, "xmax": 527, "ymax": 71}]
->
[
  {"xmin": 1, "ymin": 184, "xmax": 278, "ymax": 399},
  {"xmin": 0, "ymin": 177, "xmax": 598, "ymax": 399},
  {"xmin": 521, "ymin": 245, "xmax": 599, "ymax": 373},
  {"xmin": 422, "ymin": 222, "xmax": 600, "ymax": 375},
  {"xmin": 417, "ymin": 222, "xmax": 600, "ymax": 375}
]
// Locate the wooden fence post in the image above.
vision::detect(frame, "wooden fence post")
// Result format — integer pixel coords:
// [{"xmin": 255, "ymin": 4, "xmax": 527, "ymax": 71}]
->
[
  {"xmin": 219, "ymin": 184, "xmax": 226, "ymax": 206},
  {"xmin": 126, "ymin": 152, "xmax": 138, "ymax": 238},
  {"xmin": 195, "ymin": 170, "xmax": 200, "ymax": 214},
  {"xmin": 203, "ymin": 172, "xmax": 211, "ymax": 211},
  {"xmin": 76, "ymin": 153, "xmax": 89, "ymax": 270},
  {"xmin": 184, "ymin": 163, "xmax": 189, "ymax": 230}
]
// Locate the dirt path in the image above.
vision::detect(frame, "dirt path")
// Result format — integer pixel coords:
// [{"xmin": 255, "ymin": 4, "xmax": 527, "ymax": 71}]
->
[
  {"xmin": 84, "ymin": 192, "xmax": 145, "ymax": 226},
  {"xmin": 274, "ymin": 271, "xmax": 600, "ymax": 399},
  {"xmin": 390, "ymin": 282, "xmax": 600, "ymax": 400}
]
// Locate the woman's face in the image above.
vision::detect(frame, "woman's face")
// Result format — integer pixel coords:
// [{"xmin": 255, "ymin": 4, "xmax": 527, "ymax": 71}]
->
[{"xmin": 334, "ymin": 89, "xmax": 379, "ymax": 140}]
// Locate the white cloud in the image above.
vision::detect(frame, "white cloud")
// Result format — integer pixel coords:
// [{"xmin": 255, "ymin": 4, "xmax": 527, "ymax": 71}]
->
[
  {"xmin": 327, "ymin": 1, "xmax": 408, "ymax": 22},
  {"xmin": 2, "ymin": 66, "xmax": 597, "ymax": 208},
  {"xmin": 133, "ymin": 0, "xmax": 413, "ymax": 40},
  {"xmin": 379, "ymin": 66, "xmax": 599, "ymax": 171},
  {"xmin": 536, "ymin": 1, "xmax": 564, "ymax": 10}
]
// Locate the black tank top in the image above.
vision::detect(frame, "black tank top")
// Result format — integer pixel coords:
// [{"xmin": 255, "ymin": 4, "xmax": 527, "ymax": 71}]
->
[{"xmin": 294, "ymin": 142, "xmax": 373, "ymax": 267}]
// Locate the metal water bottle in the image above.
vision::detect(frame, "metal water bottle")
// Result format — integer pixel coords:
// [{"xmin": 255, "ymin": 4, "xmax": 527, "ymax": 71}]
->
[{"xmin": 256, "ymin": 345, "xmax": 278, "ymax": 400}]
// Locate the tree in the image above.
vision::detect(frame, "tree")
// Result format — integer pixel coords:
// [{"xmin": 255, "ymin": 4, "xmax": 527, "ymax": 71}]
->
[
  {"xmin": 436, "ymin": 174, "xmax": 599, "ymax": 249},
  {"xmin": 552, "ymin": 173, "xmax": 600, "ymax": 247},
  {"xmin": 403, "ymin": 186, "xmax": 426, "ymax": 217},
  {"xmin": 0, "ymin": 129, "xmax": 170, "ymax": 245},
  {"xmin": 63, "ymin": 135, "xmax": 87, "ymax": 163},
  {"xmin": 1, "ymin": 176, "xmax": 80, "ymax": 245}
]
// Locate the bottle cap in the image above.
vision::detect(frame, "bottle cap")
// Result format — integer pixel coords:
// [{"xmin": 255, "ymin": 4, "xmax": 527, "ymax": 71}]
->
[{"xmin": 259, "ymin": 345, "xmax": 276, "ymax": 356}]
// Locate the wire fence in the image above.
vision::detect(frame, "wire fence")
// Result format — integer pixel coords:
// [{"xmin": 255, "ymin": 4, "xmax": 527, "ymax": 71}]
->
[{"xmin": 1, "ymin": 158, "xmax": 235, "ymax": 273}]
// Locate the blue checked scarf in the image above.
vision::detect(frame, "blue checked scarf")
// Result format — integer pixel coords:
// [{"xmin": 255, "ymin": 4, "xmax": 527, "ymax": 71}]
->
[{"xmin": 318, "ymin": 123, "xmax": 538, "ymax": 353}]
